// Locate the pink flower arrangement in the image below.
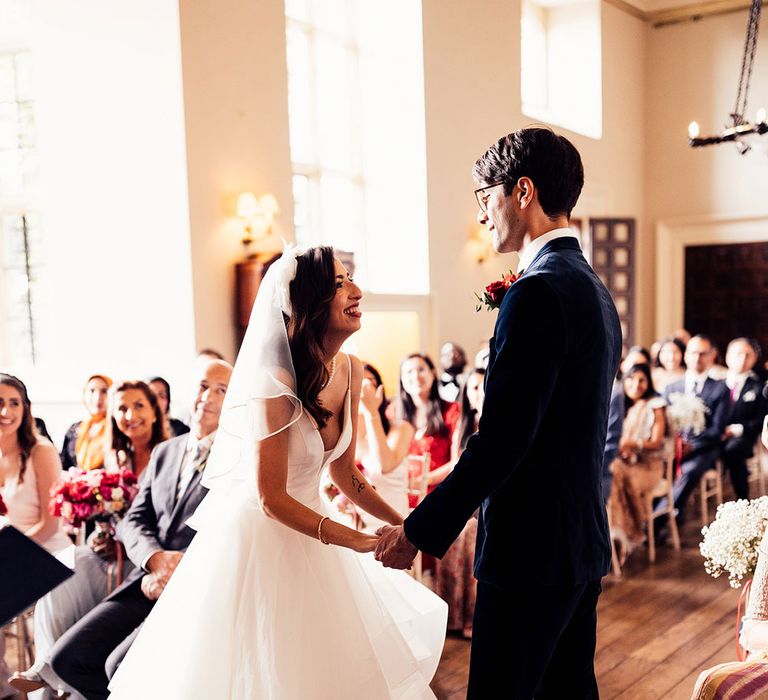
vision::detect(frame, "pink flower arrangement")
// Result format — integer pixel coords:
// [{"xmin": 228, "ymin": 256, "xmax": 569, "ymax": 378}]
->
[{"xmin": 49, "ymin": 467, "xmax": 139, "ymax": 529}]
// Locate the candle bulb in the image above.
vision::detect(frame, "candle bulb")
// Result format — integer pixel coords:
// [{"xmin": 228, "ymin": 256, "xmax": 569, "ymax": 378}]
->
[
  {"xmin": 757, "ymin": 108, "xmax": 767, "ymax": 125},
  {"xmin": 688, "ymin": 121, "xmax": 700, "ymax": 139}
]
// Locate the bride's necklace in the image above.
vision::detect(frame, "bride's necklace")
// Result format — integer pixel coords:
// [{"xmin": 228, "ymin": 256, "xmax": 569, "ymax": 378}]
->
[{"xmin": 321, "ymin": 356, "xmax": 337, "ymax": 391}]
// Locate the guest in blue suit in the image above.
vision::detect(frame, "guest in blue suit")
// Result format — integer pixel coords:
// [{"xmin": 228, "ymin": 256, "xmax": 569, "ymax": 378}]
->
[
  {"xmin": 722, "ymin": 338, "xmax": 768, "ymax": 499},
  {"xmin": 376, "ymin": 127, "xmax": 622, "ymax": 699},
  {"xmin": 659, "ymin": 335, "xmax": 729, "ymax": 523}
]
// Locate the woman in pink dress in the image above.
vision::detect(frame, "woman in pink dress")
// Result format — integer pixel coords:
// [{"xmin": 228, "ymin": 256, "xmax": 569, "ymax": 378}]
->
[{"xmin": 0, "ymin": 374, "xmax": 70, "ymax": 700}]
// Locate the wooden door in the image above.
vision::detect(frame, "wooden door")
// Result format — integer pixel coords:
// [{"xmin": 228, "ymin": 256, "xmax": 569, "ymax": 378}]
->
[{"xmin": 684, "ymin": 241, "xmax": 768, "ymax": 360}]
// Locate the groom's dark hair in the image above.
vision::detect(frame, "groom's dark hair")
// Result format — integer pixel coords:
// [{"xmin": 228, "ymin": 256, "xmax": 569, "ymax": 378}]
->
[{"xmin": 472, "ymin": 127, "xmax": 584, "ymax": 219}]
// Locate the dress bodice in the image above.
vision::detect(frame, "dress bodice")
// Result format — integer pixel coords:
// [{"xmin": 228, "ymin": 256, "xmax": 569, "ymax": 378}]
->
[
  {"xmin": 1, "ymin": 450, "xmax": 71, "ymax": 554},
  {"xmin": 285, "ymin": 354, "xmax": 353, "ymax": 508}
]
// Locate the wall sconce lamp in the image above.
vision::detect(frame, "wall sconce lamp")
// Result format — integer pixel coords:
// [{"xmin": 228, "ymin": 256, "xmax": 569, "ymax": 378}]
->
[
  {"xmin": 236, "ymin": 192, "xmax": 280, "ymax": 256},
  {"xmin": 468, "ymin": 224, "xmax": 493, "ymax": 263}
]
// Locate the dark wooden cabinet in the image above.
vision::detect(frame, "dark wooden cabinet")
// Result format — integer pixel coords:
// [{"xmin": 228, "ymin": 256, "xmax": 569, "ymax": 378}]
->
[{"xmin": 235, "ymin": 254, "xmax": 280, "ymax": 349}]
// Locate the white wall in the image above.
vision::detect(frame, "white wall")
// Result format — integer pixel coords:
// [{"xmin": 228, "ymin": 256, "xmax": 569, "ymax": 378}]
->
[
  {"xmin": 178, "ymin": 0, "xmax": 295, "ymax": 363},
  {"xmin": 7, "ymin": 0, "xmax": 196, "ymax": 442},
  {"xmin": 644, "ymin": 8, "xmax": 768, "ymax": 341},
  {"xmin": 420, "ymin": 0, "xmax": 647, "ymax": 357}
]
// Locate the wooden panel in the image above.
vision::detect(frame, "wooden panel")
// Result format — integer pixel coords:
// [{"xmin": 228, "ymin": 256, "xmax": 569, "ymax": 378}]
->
[
  {"xmin": 234, "ymin": 254, "xmax": 280, "ymax": 349},
  {"xmin": 589, "ymin": 217, "xmax": 636, "ymax": 350},
  {"xmin": 684, "ymin": 241, "xmax": 768, "ymax": 361}
]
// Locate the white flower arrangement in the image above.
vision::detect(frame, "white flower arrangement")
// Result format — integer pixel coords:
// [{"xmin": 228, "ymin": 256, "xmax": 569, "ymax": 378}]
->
[
  {"xmin": 666, "ymin": 392, "xmax": 709, "ymax": 435},
  {"xmin": 700, "ymin": 497, "xmax": 768, "ymax": 588}
]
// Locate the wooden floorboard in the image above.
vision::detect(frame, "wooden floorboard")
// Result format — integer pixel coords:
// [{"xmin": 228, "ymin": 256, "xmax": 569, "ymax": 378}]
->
[
  {"xmin": 1, "ymin": 511, "xmax": 742, "ymax": 700},
  {"xmin": 430, "ymin": 516, "xmax": 742, "ymax": 699}
]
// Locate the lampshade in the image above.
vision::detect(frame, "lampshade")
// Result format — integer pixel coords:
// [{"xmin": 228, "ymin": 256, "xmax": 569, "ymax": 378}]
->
[{"xmin": 236, "ymin": 192, "xmax": 261, "ymax": 219}]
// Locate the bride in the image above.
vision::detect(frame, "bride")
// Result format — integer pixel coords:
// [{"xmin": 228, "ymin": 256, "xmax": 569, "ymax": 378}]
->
[{"xmin": 108, "ymin": 245, "xmax": 447, "ymax": 699}]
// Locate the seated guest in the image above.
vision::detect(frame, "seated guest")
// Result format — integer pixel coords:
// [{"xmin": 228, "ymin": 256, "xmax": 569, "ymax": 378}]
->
[
  {"xmin": 437, "ymin": 342, "xmax": 467, "ymax": 402},
  {"xmin": 44, "ymin": 360, "xmax": 233, "ymax": 700},
  {"xmin": 607, "ymin": 364, "xmax": 667, "ymax": 563},
  {"xmin": 604, "ymin": 349, "xmax": 650, "ymax": 501},
  {"xmin": 722, "ymin": 338, "xmax": 768, "ymax": 500},
  {"xmin": 105, "ymin": 380, "xmax": 168, "ymax": 479},
  {"xmin": 436, "ymin": 367, "xmax": 485, "ymax": 639},
  {"xmin": 620, "ymin": 345, "xmax": 652, "ymax": 376},
  {"xmin": 147, "ymin": 376, "xmax": 190, "ymax": 437},
  {"xmin": 0, "ymin": 374, "xmax": 70, "ymax": 700},
  {"xmin": 61, "ymin": 374, "xmax": 113, "ymax": 470},
  {"xmin": 474, "ymin": 341, "xmax": 490, "ymax": 371},
  {"xmin": 356, "ymin": 363, "xmax": 414, "ymax": 532},
  {"xmin": 398, "ymin": 353, "xmax": 460, "ymax": 508},
  {"xmin": 652, "ymin": 337, "xmax": 686, "ymax": 394},
  {"xmin": 657, "ymin": 335, "xmax": 729, "ymax": 525},
  {"xmin": 0, "ymin": 374, "xmax": 71, "ymax": 554}
]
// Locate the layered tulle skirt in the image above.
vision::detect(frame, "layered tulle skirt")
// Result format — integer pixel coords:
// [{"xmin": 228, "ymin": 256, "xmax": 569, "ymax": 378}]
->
[{"xmin": 108, "ymin": 489, "xmax": 447, "ymax": 699}]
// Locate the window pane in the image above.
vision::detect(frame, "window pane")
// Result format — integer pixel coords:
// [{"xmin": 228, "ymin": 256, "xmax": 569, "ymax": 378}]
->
[
  {"xmin": 0, "ymin": 102, "xmax": 19, "ymax": 149},
  {"xmin": 285, "ymin": 0, "xmax": 310, "ymax": 22},
  {"xmin": 320, "ymin": 174, "xmax": 362, "ymax": 253},
  {"xmin": 14, "ymin": 53, "xmax": 34, "ymax": 102},
  {"xmin": 286, "ymin": 26, "xmax": 314, "ymax": 165},
  {"xmin": 0, "ymin": 56, "xmax": 16, "ymax": 102},
  {"xmin": 311, "ymin": 0, "xmax": 350, "ymax": 38},
  {"xmin": 292, "ymin": 173, "xmax": 312, "ymax": 246},
  {"xmin": 315, "ymin": 35, "xmax": 355, "ymax": 172}
]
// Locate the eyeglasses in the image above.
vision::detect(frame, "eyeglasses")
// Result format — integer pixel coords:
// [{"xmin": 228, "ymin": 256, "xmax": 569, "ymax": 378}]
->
[{"xmin": 474, "ymin": 181, "xmax": 507, "ymax": 212}]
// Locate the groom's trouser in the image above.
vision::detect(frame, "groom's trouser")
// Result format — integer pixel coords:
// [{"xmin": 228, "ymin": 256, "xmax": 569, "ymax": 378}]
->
[
  {"xmin": 468, "ymin": 579, "xmax": 601, "ymax": 700},
  {"xmin": 50, "ymin": 578, "xmax": 153, "ymax": 700}
]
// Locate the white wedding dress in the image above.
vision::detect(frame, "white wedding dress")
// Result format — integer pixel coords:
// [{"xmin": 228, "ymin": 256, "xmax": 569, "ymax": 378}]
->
[{"xmin": 108, "ymin": 355, "xmax": 447, "ymax": 699}]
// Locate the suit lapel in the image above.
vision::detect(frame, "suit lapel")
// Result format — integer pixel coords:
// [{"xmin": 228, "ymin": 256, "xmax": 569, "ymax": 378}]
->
[
  {"xmin": 162, "ymin": 439, "xmax": 188, "ymax": 520},
  {"xmin": 168, "ymin": 467, "xmax": 203, "ymax": 530}
]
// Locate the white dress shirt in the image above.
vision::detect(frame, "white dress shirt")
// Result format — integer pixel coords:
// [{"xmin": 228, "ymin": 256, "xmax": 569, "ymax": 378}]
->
[
  {"xmin": 725, "ymin": 372, "xmax": 750, "ymax": 438},
  {"xmin": 684, "ymin": 370, "xmax": 709, "ymax": 396},
  {"xmin": 516, "ymin": 227, "xmax": 580, "ymax": 274}
]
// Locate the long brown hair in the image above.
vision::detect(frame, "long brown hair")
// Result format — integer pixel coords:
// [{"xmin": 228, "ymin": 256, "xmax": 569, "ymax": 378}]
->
[
  {"xmin": 106, "ymin": 380, "xmax": 167, "ymax": 465},
  {"xmin": 0, "ymin": 373, "xmax": 40, "ymax": 483},
  {"xmin": 287, "ymin": 246, "xmax": 338, "ymax": 429},
  {"xmin": 397, "ymin": 353, "xmax": 450, "ymax": 438},
  {"xmin": 457, "ymin": 367, "xmax": 485, "ymax": 453}
]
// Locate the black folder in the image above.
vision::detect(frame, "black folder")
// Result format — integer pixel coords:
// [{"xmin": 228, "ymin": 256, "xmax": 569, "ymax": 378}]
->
[{"xmin": 0, "ymin": 525, "xmax": 74, "ymax": 626}]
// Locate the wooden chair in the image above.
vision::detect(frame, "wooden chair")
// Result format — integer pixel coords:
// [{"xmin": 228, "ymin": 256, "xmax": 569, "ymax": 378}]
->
[
  {"xmin": 2, "ymin": 608, "xmax": 35, "ymax": 673},
  {"xmin": 646, "ymin": 455, "xmax": 681, "ymax": 563},
  {"xmin": 698, "ymin": 463, "xmax": 723, "ymax": 528},
  {"xmin": 405, "ymin": 454, "xmax": 431, "ymax": 583}
]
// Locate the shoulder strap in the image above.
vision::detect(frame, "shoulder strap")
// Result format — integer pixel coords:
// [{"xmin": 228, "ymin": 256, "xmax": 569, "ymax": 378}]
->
[{"xmin": 346, "ymin": 353, "xmax": 352, "ymax": 391}]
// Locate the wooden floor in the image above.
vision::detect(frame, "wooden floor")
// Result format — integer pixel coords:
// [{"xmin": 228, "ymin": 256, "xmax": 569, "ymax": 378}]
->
[
  {"xmin": 430, "ymin": 518, "xmax": 740, "ymax": 700},
  {"xmin": 2, "ymin": 518, "xmax": 739, "ymax": 700}
]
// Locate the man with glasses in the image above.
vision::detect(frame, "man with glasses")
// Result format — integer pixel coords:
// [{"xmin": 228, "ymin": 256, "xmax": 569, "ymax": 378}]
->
[{"xmin": 376, "ymin": 127, "xmax": 621, "ymax": 699}]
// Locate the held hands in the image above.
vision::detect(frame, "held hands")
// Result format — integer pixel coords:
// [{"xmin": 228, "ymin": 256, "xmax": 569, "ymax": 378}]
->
[
  {"xmin": 350, "ymin": 531, "xmax": 380, "ymax": 554},
  {"xmin": 374, "ymin": 525, "xmax": 418, "ymax": 570}
]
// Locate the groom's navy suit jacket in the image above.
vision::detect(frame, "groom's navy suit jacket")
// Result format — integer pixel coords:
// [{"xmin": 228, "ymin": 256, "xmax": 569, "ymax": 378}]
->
[{"xmin": 405, "ymin": 238, "xmax": 622, "ymax": 588}]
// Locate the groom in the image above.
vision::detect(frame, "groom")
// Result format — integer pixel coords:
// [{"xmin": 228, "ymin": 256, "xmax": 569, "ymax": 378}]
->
[{"xmin": 376, "ymin": 128, "xmax": 621, "ymax": 699}]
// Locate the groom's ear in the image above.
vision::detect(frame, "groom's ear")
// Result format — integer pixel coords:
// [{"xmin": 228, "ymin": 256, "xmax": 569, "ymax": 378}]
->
[{"xmin": 517, "ymin": 176, "xmax": 535, "ymax": 209}]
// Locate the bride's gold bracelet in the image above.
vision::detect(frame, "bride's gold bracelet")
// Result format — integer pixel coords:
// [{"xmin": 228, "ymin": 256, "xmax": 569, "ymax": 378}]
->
[{"xmin": 317, "ymin": 516, "xmax": 330, "ymax": 545}]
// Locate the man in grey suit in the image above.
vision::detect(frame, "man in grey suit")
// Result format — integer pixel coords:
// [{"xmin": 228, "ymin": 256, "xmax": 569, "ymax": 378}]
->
[{"xmin": 45, "ymin": 359, "xmax": 232, "ymax": 700}]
